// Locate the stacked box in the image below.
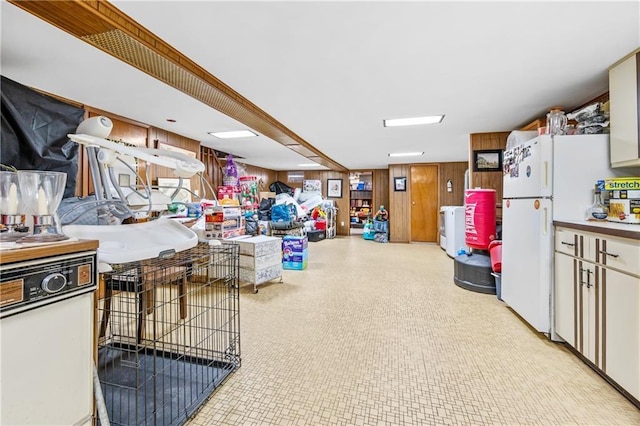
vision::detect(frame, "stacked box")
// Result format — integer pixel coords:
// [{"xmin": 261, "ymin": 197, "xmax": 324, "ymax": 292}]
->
[
  {"xmin": 227, "ymin": 235, "xmax": 283, "ymax": 285},
  {"xmin": 206, "ymin": 206, "xmax": 244, "ymax": 239},
  {"xmin": 282, "ymin": 235, "xmax": 308, "ymax": 270},
  {"xmin": 605, "ymin": 177, "xmax": 640, "ymax": 224}
]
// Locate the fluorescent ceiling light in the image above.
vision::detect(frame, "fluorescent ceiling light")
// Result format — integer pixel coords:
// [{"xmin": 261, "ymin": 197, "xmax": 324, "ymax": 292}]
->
[
  {"xmin": 388, "ymin": 152, "xmax": 424, "ymax": 157},
  {"xmin": 297, "ymin": 163, "xmax": 318, "ymax": 167},
  {"xmin": 383, "ymin": 115, "xmax": 444, "ymax": 127},
  {"xmin": 208, "ymin": 130, "xmax": 258, "ymax": 139}
]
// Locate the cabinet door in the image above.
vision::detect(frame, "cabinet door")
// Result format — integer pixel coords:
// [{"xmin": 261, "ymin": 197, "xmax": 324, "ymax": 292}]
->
[
  {"xmin": 604, "ymin": 267, "xmax": 640, "ymax": 400},
  {"xmin": 554, "ymin": 252, "xmax": 577, "ymax": 346},
  {"xmin": 596, "ymin": 236, "xmax": 640, "ymax": 277},
  {"xmin": 577, "ymin": 261, "xmax": 594, "ymax": 362},
  {"xmin": 583, "ymin": 263, "xmax": 603, "ymax": 368},
  {"xmin": 609, "ymin": 52, "xmax": 640, "ymax": 167}
]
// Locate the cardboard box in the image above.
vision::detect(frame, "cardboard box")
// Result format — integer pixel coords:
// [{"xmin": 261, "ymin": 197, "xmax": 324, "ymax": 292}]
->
[
  {"xmin": 607, "ymin": 198, "xmax": 640, "ymax": 224},
  {"xmin": 282, "ymin": 235, "xmax": 308, "ymax": 252},
  {"xmin": 283, "ymin": 260, "xmax": 308, "ymax": 270},
  {"xmin": 283, "ymin": 249, "xmax": 308, "ymax": 270},
  {"xmin": 283, "ymin": 249, "xmax": 307, "ymax": 264},
  {"xmin": 604, "ymin": 178, "xmax": 640, "ymax": 191},
  {"xmin": 259, "ymin": 191, "xmax": 276, "ymax": 201},
  {"xmin": 218, "ymin": 186, "xmax": 240, "ymax": 205},
  {"xmin": 609, "ymin": 189, "xmax": 640, "ymax": 199}
]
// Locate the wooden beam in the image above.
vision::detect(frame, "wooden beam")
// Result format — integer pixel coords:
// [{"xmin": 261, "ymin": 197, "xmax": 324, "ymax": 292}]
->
[{"xmin": 8, "ymin": 0, "xmax": 348, "ymax": 172}]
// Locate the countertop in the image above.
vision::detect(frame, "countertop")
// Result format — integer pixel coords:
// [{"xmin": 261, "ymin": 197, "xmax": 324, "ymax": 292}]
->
[
  {"xmin": 0, "ymin": 239, "xmax": 99, "ymax": 264},
  {"xmin": 554, "ymin": 220, "xmax": 640, "ymax": 240}
]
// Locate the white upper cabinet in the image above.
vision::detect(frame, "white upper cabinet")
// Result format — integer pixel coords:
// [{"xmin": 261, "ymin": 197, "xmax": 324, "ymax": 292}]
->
[{"xmin": 608, "ymin": 49, "xmax": 640, "ymax": 168}]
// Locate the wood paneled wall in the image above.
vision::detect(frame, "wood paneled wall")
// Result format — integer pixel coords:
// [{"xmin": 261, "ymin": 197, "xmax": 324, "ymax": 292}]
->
[
  {"xmin": 290, "ymin": 171, "xmax": 351, "ymax": 236},
  {"xmin": 372, "ymin": 169, "xmax": 389, "ymax": 213},
  {"xmin": 469, "ymin": 132, "xmax": 509, "ymax": 201},
  {"xmin": 388, "ymin": 164, "xmax": 411, "ymax": 243},
  {"xmin": 150, "ymin": 128, "xmax": 204, "ymax": 197},
  {"xmin": 438, "ymin": 162, "xmax": 468, "ymax": 207},
  {"xmin": 201, "ymin": 146, "xmax": 223, "ymax": 190},
  {"xmin": 240, "ymin": 164, "xmax": 278, "ymax": 194},
  {"xmin": 79, "ymin": 109, "xmax": 150, "ymax": 196}
]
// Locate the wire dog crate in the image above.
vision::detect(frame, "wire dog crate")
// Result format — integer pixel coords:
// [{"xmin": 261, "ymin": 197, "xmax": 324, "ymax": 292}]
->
[{"xmin": 97, "ymin": 242, "xmax": 240, "ymax": 426}]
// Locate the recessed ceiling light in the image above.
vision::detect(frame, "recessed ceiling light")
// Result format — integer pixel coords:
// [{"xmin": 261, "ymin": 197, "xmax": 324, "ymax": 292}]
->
[
  {"xmin": 208, "ymin": 130, "xmax": 258, "ymax": 139},
  {"xmin": 383, "ymin": 115, "xmax": 444, "ymax": 127},
  {"xmin": 388, "ymin": 152, "xmax": 424, "ymax": 157},
  {"xmin": 297, "ymin": 163, "xmax": 318, "ymax": 167}
]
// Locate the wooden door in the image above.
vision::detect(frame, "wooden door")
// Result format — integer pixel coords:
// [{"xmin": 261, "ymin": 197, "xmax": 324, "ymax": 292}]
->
[{"xmin": 410, "ymin": 165, "xmax": 439, "ymax": 242}]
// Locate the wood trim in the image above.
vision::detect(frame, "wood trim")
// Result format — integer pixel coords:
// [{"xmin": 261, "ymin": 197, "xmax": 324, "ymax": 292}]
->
[
  {"xmin": 579, "ymin": 235, "xmax": 584, "ymax": 259},
  {"xmin": 554, "ymin": 221, "xmax": 640, "ymax": 240},
  {"xmin": 578, "ymin": 260, "xmax": 584, "ymax": 354},
  {"xmin": 595, "ymin": 264, "xmax": 600, "ymax": 367},
  {"xmin": 7, "ymin": 0, "xmax": 347, "ymax": 172},
  {"xmin": 520, "ymin": 118, "xmax": 545, "ymax": 132},
  {"xmin": 602, "ymin": 267, "xmax": 607, "ymax": 372},
  {"xmin": 0, "ymin": 239, "xmax": 99, "ymax": 264},
  {"xmin": 31, "ymin": 87, "xmax": 85, "ymax": 109},
  {"xmin": 85, "ymin": 106, "xmax": 150, "ymax": 129},
  {"xmin": 573, "ymin": 257, "xmax": 578, "ymax": 349}
]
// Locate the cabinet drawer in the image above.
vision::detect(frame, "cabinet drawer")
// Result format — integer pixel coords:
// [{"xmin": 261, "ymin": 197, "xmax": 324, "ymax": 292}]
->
[
  {"xmin": 597, "ymin": 236, "xmax": 640, "ymax": 277},
  {"xmin": 555, "ymin": 228, "xmax": 579, "ymax": 256}
]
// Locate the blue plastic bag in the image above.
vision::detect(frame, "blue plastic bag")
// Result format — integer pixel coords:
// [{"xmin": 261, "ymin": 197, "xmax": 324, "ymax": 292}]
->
[{"xmin": 271, "ymin": 204, "xmax": 293, "ymax": 222}]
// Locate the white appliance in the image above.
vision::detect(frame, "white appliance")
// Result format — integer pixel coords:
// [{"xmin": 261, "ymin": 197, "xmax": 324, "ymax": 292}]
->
[
  {"xmin": 0, "ymin": 250, "xmax": 97, "ymax": 425},
  {"xmin": 501, "ymin": 134, "xmax": 625, "ymax": 336},
  {"xmin": 439, "ymin": 206, "xmax": 448, "ymax": 250},
  {"xmin": 445, "ymin": 206, "xmax": 466, "ymax": 258}
]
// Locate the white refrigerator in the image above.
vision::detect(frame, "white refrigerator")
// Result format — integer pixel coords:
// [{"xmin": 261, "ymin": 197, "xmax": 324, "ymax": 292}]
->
[{"xmin": 501, "ymin": 134, "xmax": 623, "ymax": 336}]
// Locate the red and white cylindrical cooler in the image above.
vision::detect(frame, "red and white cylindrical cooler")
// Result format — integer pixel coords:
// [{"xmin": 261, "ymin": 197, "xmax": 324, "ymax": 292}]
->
[{"xmin": 464, "ymin": 189, "xmax": 496, "ymax": 250}]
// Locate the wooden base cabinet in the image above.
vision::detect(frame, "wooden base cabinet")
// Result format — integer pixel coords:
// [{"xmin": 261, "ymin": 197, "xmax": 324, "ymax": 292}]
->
[
  {"xmin": 602, "ymin": 266, "xmax": 640, "ymax": 400},
  {"xmin": 554, "ymin": 225, "xmax": 640, "ymax": 403},
  {"xmin": 554, "ymin": 231, "xmax": 603, "ymax": 367}
]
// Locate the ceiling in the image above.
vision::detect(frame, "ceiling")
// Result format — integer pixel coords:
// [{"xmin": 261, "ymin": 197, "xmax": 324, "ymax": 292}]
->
[{"xmin": 2, "ymin": 1, "xmax": 639, "ymax": 172}]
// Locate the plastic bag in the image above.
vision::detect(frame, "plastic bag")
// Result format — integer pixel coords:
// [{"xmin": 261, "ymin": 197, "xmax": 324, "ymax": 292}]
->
[
  {"xmin": 223, "ymin": 155, "xmax": 239, "ymax": 186},
  {"xmin": 258, "ymin": 198, "xmax": 275, "ymax": 220},
  {"xmin": 269, "ymin": 181, "xmax": 295, "ymax": 196},
  {"xmin": 271, "ymin": 204, "xmax": 293, "ymax": 222},
  {"xmin": 245, "ymin": 217, "xmax": 259, "ymax": 236},
  {"xmin": 567, "ymin": 103, "xmax": 606, "ymax": 122}
]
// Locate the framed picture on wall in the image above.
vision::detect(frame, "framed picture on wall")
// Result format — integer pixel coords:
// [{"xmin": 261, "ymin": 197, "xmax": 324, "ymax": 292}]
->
[
  {"xmin": 327, "ymin": 179, "xmax": 343, "ymax": 198},
  {"xmin": 473, "ymin": 149, "xmax": 503, "ymax": 172},
  {"xmin": 394, "ymin": 177, "xmax": 407, "ymax": 192}
]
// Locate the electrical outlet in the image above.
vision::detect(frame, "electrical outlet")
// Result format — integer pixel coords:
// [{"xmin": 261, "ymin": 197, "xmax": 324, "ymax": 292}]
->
[{"xmin": 341, "ymin": 221, "xmax": 345, "ymax": 226}]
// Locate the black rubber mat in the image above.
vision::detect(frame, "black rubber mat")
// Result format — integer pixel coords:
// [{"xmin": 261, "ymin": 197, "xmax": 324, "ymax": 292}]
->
[{"xmin": 98, "ymin": 345, "xmax": 234, "ymax": 426}]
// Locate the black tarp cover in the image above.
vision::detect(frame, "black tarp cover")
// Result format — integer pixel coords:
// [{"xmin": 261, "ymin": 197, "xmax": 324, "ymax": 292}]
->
[{"xmin": 1, "ymin": 75, "xmax": 84, "ymax": 198}]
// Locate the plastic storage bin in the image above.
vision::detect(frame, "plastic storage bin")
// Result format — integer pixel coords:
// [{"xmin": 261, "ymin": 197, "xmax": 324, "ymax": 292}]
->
[
  {"xmin": 492, "ymin": 272, "xmax": 502, "ymax": 301},
  {"xmin": 488, "ymin": 240, "xmax": 502, "ymax": 273}
]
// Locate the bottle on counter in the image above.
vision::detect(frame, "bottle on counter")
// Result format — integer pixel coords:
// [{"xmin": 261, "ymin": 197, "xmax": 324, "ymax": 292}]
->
[{"xmin": 585, "ymin": 186, "xmax": 608, "ymax": 221}]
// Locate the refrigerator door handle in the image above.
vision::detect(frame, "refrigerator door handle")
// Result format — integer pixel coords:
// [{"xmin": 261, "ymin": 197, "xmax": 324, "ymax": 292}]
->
[
  {"xmin": 542, "ymin": 207, "xmax": 549, "ymax": 235},
  {"xmin": 544, "ymin": 161, "xmax": 549, "ymax": 189}
]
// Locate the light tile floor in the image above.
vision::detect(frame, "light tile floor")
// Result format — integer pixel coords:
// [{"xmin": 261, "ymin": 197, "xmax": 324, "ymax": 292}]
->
[{"xmin": 187, "ymin": 237, "xmax": 640, "ymax": 425}]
